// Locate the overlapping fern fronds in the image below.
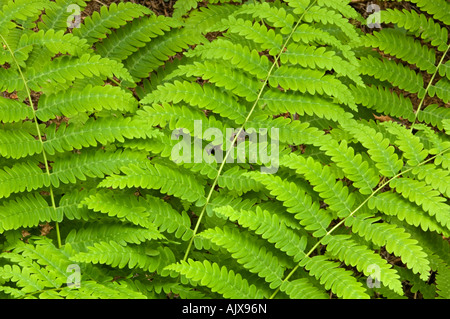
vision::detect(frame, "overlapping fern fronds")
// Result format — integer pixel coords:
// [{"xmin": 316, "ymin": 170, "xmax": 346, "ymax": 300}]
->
[{"xmin": 0, "ymin": 0, "xmax": 448, "ymax": 300}]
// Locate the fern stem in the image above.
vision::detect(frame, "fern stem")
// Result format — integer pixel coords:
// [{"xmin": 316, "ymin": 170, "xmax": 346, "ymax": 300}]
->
[
  {"xmin": 0, "ymin": 34, "xmax": 62, "ymax": 248},
  {"xmin": 410, "ymin": 44, "xmax": 450, "ymax": 132},
  {"xmin": 181, "ymin": 0, "xmax": 319, "ymax": 263},
  {"xmin": 269, "ymin": 148, "xmax": 449, "ymax": 299}
]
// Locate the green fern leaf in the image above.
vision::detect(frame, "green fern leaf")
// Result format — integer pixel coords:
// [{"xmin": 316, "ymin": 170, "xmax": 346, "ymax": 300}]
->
[
  {"xmin": 0, "ymin": 96, "xmax": 33, "ymax": 123},
  {"xmin": 417, "ymin": 104, "xmax": 450, "ymax": 131},
  {"xmin": 36, "ymin": 85, "xmax": 137, "ymax": 122},
  {"xmin": 199, "ymin": 226, "xmax": 285, "ymax": 289},
  {"xmin": 246, "ymin": 172, "xmax": 333, "ymax": 238},
  {"xmin": 166, "ymin": 259, "xmax": 266, "ymax": 299},
  {"xmin": 368, "ymin": 192, "xmax": 448, "ymax": 236},
  {"xmin": 363, "ymin": 28, "xmax": 437, "ymax": 74},
  {"xmin": 345, "ymin": 214, "xmax": 431, "ymax": 280},
  {"xmin": 98, "ymin": 161, "xmax": 206, "ymax": 204},
  {"xmin": 38, "ymin": 0, "xmax": 88, "ymax": 31},
  {"xmin": 50, "ymin": 148, "xmax": 148, "ymax": 187},
  {"xmin": 141, "ymin": 80, "xmax": 248, "ymax": 125},
  {"xmin": 259, "ymin": 88, "xmax": 348, "ymax": 121},
  {"xmin": 350, "ymin": 84, "xmax": 415, "ymax": 122},
  {"xmin": 71, "ymin": 241, "xmax": 173, "ymax": 273},
  {"xmin": 124, "ymin": 28, "xmax": 204, "ymax": 80},
  {"xmin": 0, "ymin": 0, "xmax": 48, "ymax": 35},
  {"xmin": 389, "ymin": 177, "xmax": 450, "ymax": 229},
  {"xmin": 0, "ymin": 161, "xmax": 50, "ymax": 199},
  {"xmin": 0, "ymin": 193, "xmax": 61, "ymax": 232},
  {"xmin": 82, "ymin": 190, "xmax": 194, "ymax": 240},
  {"xmin": 429, "ymin": 78, "xmax": 450, "ymax": 103},
  {"xmin": 323, "ymin": 234, "xmax": 403, "ymax": 294},
  {"xmin": 300, "ymin": 255, "xmax": 370, "ymax": 299},
  {"xmin": 340, "ymin": 120, "xmax": 404, "ymax": 177},
  {"xmin": 280, "ymin": 153, "xmax": 355, "ymax": 218},
  {"xmin": 96, "ymin": 15, "xmax": 179, "ymax": 62},
  {"xmin": 185, "ymin": 38, "xmax": 271, "ymax": 79},
  {"xmin": 279, "ymin": 278, "xmax": 329, "ymax": 299},
  {"xmin": 0, "ymin": 123, "xmax": 42, "ymax": 159},
  {"xmin": 26, "ymin": 54, "xmax": 133, "ymax": 91},
  {"xmin": 215, "ymin": 206, "xmax": 308, "ymax": 262},
  {"xmin": 318, "ymin": 138, "xmax": 380, "ymax": 195},
  {"xmin": 43, "ymin": 117, "xmax": 155, "ymax": 155},
  {"xmin": 380, "ymin": 8, "xmax": 448, "ymax": 52},
  {"xmin": 73, "ymin": 2, "xmax": 151, "ymax": 45},
  {"xmin": 359, "ymin": 55, "xmax": 425, "ymax": 96},
  {"xmin": 269, "ymin": 65, "xmax": 357, "ymax": 109}
]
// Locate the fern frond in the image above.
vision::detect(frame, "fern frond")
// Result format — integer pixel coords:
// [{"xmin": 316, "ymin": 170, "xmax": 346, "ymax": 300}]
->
[
  {"xmin": 98, "ymin": 161, "xmax": 206, "ymax": 204},
  {"xmin": 0, "ymin": 264, "xmax": 45, "ymax": 294},
  {"xmin": 416, "ymin": 104, "xmax": 450, "ymax": 131},
  {"xmin": 303, "ymin": 5, "xmax": 360, "ymax": 43},
  {"xmin": 36, "ymin": 85, "xmax": 138, "ymax": 122},
  {"xmin": 363, "ymin": 28, "xmax": 437, "ymax": 74},
  {"xmin": 380, "ymin": 8, "xmax": 448, "ymax": 52},
  {"xmin": 43, "ymin": 117, "xmax": 155, "ymax": 155},
  {"xmin": 218, "ymin": 166, "xmax": 263, "ymax": 195},
  {"xmin": 165, "ymin": 259, "xmax": 266, "ymax": 299},
  {"xmin": 82, "ymin": 190, "xmax": 194, "ymax": 240},
  {"xmin": 318, "ymin": 138, "xmax": 380, "ymax": 195},
  {"xmin": 323, "ymin": 234, "xmax": 403, "ymax": 294},
  {"xmin": 429, "ymin": 78, "xmax": 450, "ymax": 103},
  {"xmin": 0, "ymin": 193, "xmax": 62, "ymax": 232},
  {"xmin": 26, "ymin": 54, "xmax": 133, "ymax": 92},
  {"xmin": 124, "ymin": 28, "xmax": 204, "ymax": 80},
  {"xmin": 38, "ymin": 0, "xmax": 88, "ymax": 31},
  {"xmin": 185, "ymin": 38, "xmax": 271, "ymax": 79},
  {"xmin": 0, "ymin": 0, "xmax": 48, "ymax": 35},
  {"xmin": 411, "ymin": 164, "xmax": 450, "ymax": 198},
  {"xmin": 215, "ymin": 206, "xmax": 308, "ymax": 262},
  {"xmin": 300, "ymin": 255, "xmax": 370, "ymax": 299},
  {"xmin": 339, "ymin": 120, "xmax": 403, "ymax": 177},
  {"xmin": 281, "ymin": 43, "xmax": 363, "ymax": 85},
  {"xmin": 394, "ymin": 0, "xmax": 450, "ymax": 25},
  {"xmin": 236, "ymin": 1, "xmax": 296, "ymax": 35},
  {"xmin": 71, "ymin": 241, "xmax": 174, "ymax": 274},
  {"xmin": 259, "ymin": 88, "xmax": 348, "ymax": 121},
  {"xmin": 0, "ymin": 123, "xmax": 42, "ymax": 159},
  {"xmin": 382, "ymin": 121, "xmax": 428, "ymax": 167},
  {"xmin": 220, "ymin": 16, "xmax": 283, "ymax": 56},
  {"xmin": 177, "ymin": 60, "xmax": 261, "ymax": 102},
  {"xmin": 0, "ymin": 96, "xmax": 33, "ymax": 123},
  {"xmin": 73, "ymin": 2, "xmax": 151, "ymax": 45},
  {"xmin": 368, "ymin": 192, "xmax": 448, "ymax": 236},
  {"xmin": 17, "ymin": 29, "xmax": 90, "ymax": 58},
  {"xmin": 280, "ymin": 153, "xmax": 355, "ymax": 218},
  {"xmin": 141, "ymin": 80, "xmax": 248, "ymax": 125},
  {"xmin": 359, "ymin": 55, "xmax": 425, "ymax": 96},
  {"xmin": 96, "ymin": 15, "xmax": 179, "ymax": 62},
  {"xmin": 291, "ymin": 23, "xmax": 357, "ymax": 63},
  {"xmin": 199, "ymin": 226, "xmax": 285, "ymax": 289},
  {"xmin": 246, "ymin": 172, "xmax": 333, "ymax": 238},
  {"xmin": 279, "ymin": 278, "xmax": 329, "ymax": 299},
  {"xmin": 0, "ymin": 161, "xmax": 49, "ymax": 199},
  {"xmin": 55, "ymin": 280, "xmax": 147, "ymax": 299},
  {"xmin": 269, "ymin": 65, "xmax": 357, "ymax": 109},
  {"xmin": 389, "ymin": 177, "xmax": 450, "ymax": 229},
  {"xmin": 350, "ymin": 85, "xmax": 415, "ymax": 122},
  {"xmin": 345, "ymin": 214, "xmax": 431, "ymax": 280},
  {"xmin": 50, "ymin": 148, "xmax": 148, "ymax": 187}
]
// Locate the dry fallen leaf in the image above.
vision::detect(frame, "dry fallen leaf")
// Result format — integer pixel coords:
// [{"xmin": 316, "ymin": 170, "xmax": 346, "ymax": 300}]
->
[
  {"xmin": 40, "ymin": 223, "xmax": 53, "ymax": 236},
  {"xmin": 373, "ymin": 114, "xmax": 394, "ymax": 122}
]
